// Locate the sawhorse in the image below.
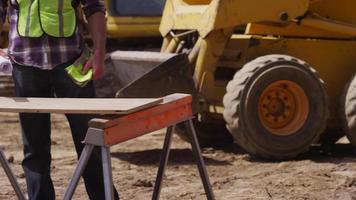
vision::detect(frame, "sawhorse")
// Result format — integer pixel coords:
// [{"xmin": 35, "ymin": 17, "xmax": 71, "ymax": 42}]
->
[{"xmin": 63, "ymin": 94, "xmax": 215, "ymax": 200}]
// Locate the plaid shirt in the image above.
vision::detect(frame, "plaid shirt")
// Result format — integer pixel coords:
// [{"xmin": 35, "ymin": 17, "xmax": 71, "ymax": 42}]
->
[{"xmin": 0, "ymin": 0, "xmax": 105, "ymax": 69}]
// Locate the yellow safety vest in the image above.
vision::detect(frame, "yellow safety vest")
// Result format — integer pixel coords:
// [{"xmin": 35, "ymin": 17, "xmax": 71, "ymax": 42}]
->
[
  {"xmin": 16, "ymin": 0, "xmax": 76, "ymax": 37},
  {"xmin": 65, "ymin": 47, "xmax": 93, "ymax": 87}
]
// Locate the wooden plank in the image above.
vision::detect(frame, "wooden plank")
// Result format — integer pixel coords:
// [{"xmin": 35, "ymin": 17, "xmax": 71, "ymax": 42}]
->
[
  {"xmin": 89, "ymin": 94, "xmax": 192, "ymax": 129},
  {"xmin": 0, "ymin": 97, "xmax": 163, "ymax": 114}
]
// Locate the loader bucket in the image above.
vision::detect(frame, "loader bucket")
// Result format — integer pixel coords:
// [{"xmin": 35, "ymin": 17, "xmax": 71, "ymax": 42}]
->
[{"xmin": 104, "ymin": 51, "xmax": 200, "ymax": 113}]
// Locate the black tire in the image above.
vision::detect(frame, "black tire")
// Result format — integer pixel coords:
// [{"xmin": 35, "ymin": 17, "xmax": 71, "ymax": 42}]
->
[
  {"xmin": 223, "ymin": 54, "xmax": 329, "ymax": 159},
  {"xmin": 341, "ymin": 74, "xmax": 356, "ymax": 146},
  {"xmin": 319, "ymin": 127, "xmax": 345, "ymax": 146},
  {"xmin": 175, "ymin": 118, "xmax": 234, "ymax": 147}
]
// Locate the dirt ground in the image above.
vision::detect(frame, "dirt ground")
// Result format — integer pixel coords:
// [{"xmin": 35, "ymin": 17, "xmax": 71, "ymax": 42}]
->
[{"xmin": 1, "ymin": 113, "xmax": 356, "ymax": 200}]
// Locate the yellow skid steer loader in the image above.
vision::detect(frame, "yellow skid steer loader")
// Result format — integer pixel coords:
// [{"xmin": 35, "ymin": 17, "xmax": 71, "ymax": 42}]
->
[{"xmin": 102, "ymin": 0, "xmax": 356, "ymax": 159}]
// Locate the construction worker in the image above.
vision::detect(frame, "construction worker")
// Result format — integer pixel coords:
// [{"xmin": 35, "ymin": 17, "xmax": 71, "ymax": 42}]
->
[{"xmin": 0, "ymin": 0, "xmax": 119, "ymax": 199}]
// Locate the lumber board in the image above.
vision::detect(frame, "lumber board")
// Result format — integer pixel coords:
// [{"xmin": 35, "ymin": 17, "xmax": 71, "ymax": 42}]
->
[
  {"xmin": 0, "ymin": 97, "xmax": 163, "ymax": 114},
  {"xmin": 89, "ymin": 93, "xmax": 192, "ymax": 129}
]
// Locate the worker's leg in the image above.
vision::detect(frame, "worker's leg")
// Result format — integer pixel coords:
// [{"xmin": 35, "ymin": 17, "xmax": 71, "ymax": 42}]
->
[
  {"xmin": 12, "ymin": 63, "xmax": 55, "ymax": 200},
  {"xmin": 53, "ymin": 64, "xmax": 120, "ymax": 199}
]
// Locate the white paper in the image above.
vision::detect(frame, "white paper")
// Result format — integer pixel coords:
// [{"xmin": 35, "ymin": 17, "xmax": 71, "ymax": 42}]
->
[{"xmin": 0, "ymin": 56, "xmax": 12, "ymax": 74}]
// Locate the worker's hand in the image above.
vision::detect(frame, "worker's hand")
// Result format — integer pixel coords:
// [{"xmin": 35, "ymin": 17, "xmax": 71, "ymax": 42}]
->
[{"xmin": 83, "ymin": 51, "xmax": 105, "ymax": 80}]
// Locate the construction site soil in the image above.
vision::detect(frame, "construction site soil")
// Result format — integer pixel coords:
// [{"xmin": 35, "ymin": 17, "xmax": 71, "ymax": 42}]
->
[
  {"xmin": 1, "ymin": 113, "xmax": 356, "ymax": 200},
  {"xmin": 1, "ymin": 41, "xmax": 356, "ymax": 199}
]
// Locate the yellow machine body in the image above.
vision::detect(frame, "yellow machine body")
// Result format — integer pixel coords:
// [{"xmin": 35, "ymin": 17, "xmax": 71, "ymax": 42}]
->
[
  {"xmin": 106, "ymin": 0, "xmax": 356, "ymax": 158},
  {"xmin": 159, "ymin": 0, "xmax": 356, "ymax": 121},
  {"xmin": 105, "ymin": 0, "xmax": 164, "ymax": 38},
  {"xmin": 106, "ymin": 16, "xmax": 161, "ymax": 38},
  {"xmin": 159, "ymin": 0, "xmax": 309, "ymax": 112}
]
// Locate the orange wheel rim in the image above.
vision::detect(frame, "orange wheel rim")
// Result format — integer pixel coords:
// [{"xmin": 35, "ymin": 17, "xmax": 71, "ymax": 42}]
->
[{"xmin": 258, "ymin": 80, "xmax": 309, "ymax": 136}]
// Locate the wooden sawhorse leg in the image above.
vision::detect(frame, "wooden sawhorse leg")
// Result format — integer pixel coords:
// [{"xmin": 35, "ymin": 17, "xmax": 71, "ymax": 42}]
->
[
  {"xmin": 152, "ymin": 119, "xmax": 215, "ymax": 200},
  {"xmin": 0, "ymin": 148, "xmax": 26, "ymax": 200}
]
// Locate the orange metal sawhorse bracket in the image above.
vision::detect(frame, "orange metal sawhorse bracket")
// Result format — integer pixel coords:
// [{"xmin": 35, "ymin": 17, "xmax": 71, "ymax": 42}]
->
[{"xmin": 63, "ymin": 93, "xmax": 215, "ymax": 200}]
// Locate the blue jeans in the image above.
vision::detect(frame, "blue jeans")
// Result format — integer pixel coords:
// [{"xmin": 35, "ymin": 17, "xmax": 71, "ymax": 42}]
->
[{"xmin": 12, "ymin": 61, "xmax": 119, "ymax": 200}]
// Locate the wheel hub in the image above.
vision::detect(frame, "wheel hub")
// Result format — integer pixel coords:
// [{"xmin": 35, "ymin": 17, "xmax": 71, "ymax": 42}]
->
[
  {"xmin": 258, "ymin": 80, "xmax": 309, "ymax": 136},
  {"xmin": 267, "ymin": 97, "xmax": 286, "ymax": 117}
]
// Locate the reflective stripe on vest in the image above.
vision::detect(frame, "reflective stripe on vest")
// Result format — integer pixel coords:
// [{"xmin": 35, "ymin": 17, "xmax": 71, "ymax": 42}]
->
[{"xmin": 16, "ymin": 0, "xmax": 76, "ymax": 37}]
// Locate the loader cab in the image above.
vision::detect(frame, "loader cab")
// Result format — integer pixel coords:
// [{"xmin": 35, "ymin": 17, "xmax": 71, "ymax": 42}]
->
[
  {"xmin": 106, "ymin": 0, "xmax": 166, "ymax": 38},
  {"xmin": 108, "ymin": 0, "xmax": 166, "ymax": 17}
]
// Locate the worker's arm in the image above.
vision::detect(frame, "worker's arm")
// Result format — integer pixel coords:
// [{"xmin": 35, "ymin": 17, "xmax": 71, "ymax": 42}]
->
[
  {"xmin": 83, "ymin": 12, "xmax": 106, "ymax": 80},
  {"xmin": 81, "ymin": 0, "xmax": 106, "ymax": 80}
]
